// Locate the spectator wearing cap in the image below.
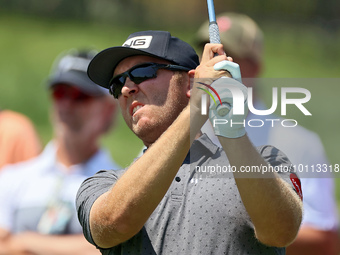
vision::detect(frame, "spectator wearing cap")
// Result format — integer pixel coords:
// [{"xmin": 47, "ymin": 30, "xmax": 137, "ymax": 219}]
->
[
  {"xmin": 0, "ymin": 49, "xmax": 119, "ymax": 255},
  {"xmin": 196, "ymin": 12, "xmax": 339, "ymax": 255}
]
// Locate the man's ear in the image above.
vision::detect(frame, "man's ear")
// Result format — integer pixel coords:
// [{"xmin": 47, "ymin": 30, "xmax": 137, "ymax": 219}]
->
[{"xmin": 186, "ymin": 70, "xmax": 196, "ymax": 98}]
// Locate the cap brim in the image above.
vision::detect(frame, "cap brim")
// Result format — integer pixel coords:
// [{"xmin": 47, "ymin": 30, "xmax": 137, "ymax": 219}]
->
[
  {"xmin": 87, "ymin": 46, "xmax": 169, "ymax": 88},
  {"xmin": 48, "ymin": 71, "xmax": 109, "ymax": 97}
]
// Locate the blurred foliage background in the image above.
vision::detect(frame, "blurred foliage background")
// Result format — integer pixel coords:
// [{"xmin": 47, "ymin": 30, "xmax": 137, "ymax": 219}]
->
[
  {"xmin": 1, "ymin": 0, "xmax": 339, "ymax": 29},
  {"xmin": 0, "ymin": 1, "xmax": 339, "ymax": 184}
]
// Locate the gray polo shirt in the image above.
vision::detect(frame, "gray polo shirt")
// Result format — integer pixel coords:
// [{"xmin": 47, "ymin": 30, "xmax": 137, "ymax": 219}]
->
[{"xmin": 76, "ymin": 134, "xmax": 299, "ymax": 254}]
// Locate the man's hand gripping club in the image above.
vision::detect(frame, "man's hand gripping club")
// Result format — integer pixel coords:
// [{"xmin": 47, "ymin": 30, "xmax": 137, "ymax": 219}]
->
[{"xmin": 200, "ymin": 47, "xmax": 248, "ymax": 139}]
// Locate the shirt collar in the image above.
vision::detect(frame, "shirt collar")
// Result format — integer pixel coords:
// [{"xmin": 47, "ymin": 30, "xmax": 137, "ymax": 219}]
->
[
  {"xmin": 41, "ymin": 141, "xmax": 118, "ymax": 176},
  {"xmin": 141, "ymin": 134, "xmax": 219, "ymax": 166},
  {"xmin": 193, "ymin": 133, "xmax": 220, "ymax": 154},
  {"xmin": 187, "ymin": 133, "xmax": 220, "ymax": 164}
]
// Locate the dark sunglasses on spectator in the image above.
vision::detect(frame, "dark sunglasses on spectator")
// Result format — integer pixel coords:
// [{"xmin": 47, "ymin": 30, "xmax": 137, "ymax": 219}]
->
[
  {"xmin": 109, "ymin": 62, "xmax": 191, "ymax": 99},
  {"xmin": 52, "ymin": 84, "xmax": 94, "ymax": 102}
]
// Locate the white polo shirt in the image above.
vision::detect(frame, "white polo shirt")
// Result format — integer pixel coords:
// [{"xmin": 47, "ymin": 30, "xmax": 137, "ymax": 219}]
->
[{"xmin": 0, "ymin": 141, "xmax": 120, "ymax": 234}]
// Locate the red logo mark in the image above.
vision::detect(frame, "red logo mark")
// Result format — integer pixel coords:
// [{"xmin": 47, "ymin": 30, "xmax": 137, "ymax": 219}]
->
[{"xmin": 290, "ymin": 173, "xmax": 303, "ymax": 201}]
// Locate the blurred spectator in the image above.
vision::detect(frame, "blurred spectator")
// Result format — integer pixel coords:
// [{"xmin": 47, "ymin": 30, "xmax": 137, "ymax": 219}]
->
[
  {"xmin": 0, "ymin": 109, "xmax": 42, "ymax": 168},
  {"xmin": 0, "ymin": 49, "xmax": 119, "ymax": 255},
  {"xmin": 195, "ymin": 12, "xmax": 339, "ymax": 255}
]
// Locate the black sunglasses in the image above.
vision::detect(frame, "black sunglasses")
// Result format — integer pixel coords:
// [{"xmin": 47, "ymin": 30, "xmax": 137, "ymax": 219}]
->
[{"xmin": 109, "ymin": 62, "xmax": 190, "ymax": 99}]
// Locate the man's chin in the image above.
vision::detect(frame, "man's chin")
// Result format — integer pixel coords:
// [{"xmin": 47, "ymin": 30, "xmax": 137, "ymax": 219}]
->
[{"xmin": 132, "ymin": 123, "xmax": 163, "ymax": 145}]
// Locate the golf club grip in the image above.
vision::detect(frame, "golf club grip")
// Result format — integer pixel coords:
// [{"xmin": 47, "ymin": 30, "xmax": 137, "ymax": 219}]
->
[{"xmin": 209, "ymin": 21, "xmax": 221, "ymax": 44}]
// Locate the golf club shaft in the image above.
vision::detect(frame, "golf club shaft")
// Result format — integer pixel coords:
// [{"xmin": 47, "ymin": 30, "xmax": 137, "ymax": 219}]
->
[{"xmin": 207, "ymin": 0, "xmax": 221, "ymax": 44}]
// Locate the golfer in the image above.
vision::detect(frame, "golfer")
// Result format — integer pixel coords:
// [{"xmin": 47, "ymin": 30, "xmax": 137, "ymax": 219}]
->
[{"xmin": 76, "ymin": 30, "xmax": 302, "ymax": 254}]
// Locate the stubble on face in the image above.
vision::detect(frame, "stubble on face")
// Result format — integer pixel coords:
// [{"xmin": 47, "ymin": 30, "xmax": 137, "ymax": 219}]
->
[{"xmin": 127, "ymin": 71, "xmax": 189, "ymax": 147}]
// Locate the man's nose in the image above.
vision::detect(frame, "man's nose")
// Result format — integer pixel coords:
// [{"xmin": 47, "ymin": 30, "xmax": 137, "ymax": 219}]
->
[{"xmin": 121, "ymin": 78, "xmax": 139, "ymax": 97}]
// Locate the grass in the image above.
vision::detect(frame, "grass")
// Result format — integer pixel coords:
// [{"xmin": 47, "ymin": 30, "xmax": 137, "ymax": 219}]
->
[
  {"xmin": 0, "ymin": 13, "xmax": 143, "ymax": 167},
  {"xmin": 1, "ymin": 13, "xmax": 339, "ymax": 202}
]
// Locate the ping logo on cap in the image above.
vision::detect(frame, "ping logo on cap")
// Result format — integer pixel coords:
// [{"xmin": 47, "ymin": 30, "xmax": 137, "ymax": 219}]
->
[{"xmin": 123, "ymin": 36, "xmax": 152, "ymax": 49}]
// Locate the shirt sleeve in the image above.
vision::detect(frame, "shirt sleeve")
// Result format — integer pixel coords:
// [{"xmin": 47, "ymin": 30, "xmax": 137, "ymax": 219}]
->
[
  {"xmin": 76, "ymin": 169, "xmax": 125, "ymax": 246},
  {"xmin": 258, "ymin": 145, "xmax": 303, "ymax": 200},
  {"xmin": 269, "ymin": 123, "xmax": 338, "ymax": 230}
]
